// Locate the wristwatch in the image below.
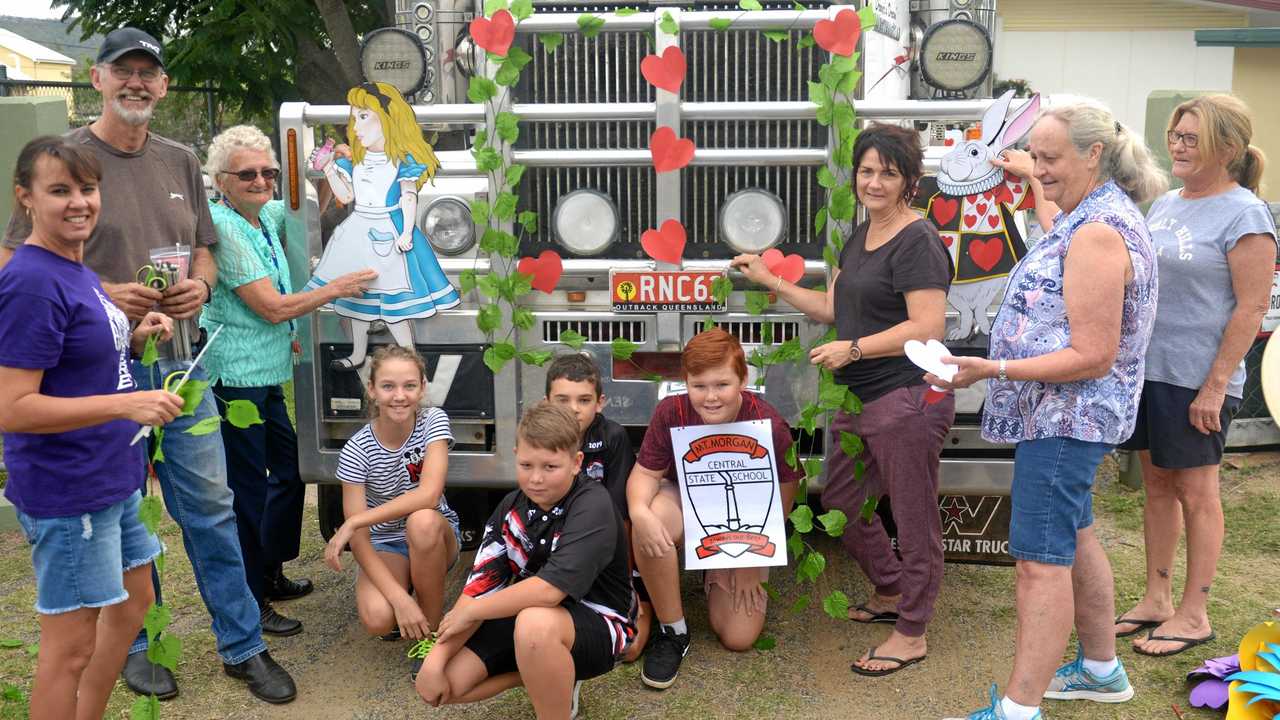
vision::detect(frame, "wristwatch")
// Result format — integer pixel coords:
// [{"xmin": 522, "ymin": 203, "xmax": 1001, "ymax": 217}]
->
[{"xmin": 848, "ymin": 340, "xmax": 862, "ymax": 364}]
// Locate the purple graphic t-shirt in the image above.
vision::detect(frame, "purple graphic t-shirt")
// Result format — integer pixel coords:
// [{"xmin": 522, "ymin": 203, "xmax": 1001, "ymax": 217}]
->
[{"xmin": 0, "ymin": 244, "xmax": 144, "ymax": 517}]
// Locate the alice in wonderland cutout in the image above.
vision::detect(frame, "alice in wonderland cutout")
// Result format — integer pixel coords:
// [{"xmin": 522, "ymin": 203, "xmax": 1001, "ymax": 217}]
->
[
  {"xmin": 912, "ymin": 89, "xmax": 1041, "ymax": 341},
  {"xmin": 672, "ymin": 420, "xmax": 788, "ymax": 571},
  {"xmin": 307, "ymin": 82, "xmax": 460, "ymax": 370}
]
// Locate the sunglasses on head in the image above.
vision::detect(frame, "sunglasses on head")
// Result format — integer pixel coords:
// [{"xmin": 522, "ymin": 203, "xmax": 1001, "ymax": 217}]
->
[{"xmin": 221, "ymin": 168, "xmax": 280, "ymax": 182}]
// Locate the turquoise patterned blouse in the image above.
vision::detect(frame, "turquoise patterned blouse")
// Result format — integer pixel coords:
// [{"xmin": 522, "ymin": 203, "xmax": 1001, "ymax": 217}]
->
[
  {"xmin": 200, "ymin": 200, "xmax": 295, "ymax": 388},
  {"xmin": 982, "ymin": 180, "xmax": 1158, "ymax": 445}
]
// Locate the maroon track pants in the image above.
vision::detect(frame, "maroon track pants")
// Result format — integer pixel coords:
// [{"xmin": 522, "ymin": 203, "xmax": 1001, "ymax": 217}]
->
[{"xmin": 821, "ymin": 383, "xmax": 955, "ymax": 637}]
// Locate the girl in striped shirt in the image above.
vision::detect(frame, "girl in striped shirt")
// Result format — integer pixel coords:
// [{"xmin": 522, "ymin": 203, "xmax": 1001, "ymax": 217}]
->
[{"xmin": 324, "ymin": 345, "xmax": 461, "ymax": 652}]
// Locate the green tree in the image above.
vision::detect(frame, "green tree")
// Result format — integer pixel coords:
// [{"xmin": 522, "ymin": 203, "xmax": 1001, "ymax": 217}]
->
[{"xmin": 55, "ymin": 0, "xmax": 393, "ymax": 119}]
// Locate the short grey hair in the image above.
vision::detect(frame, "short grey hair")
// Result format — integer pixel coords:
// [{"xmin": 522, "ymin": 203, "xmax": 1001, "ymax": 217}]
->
[
  {"xmin": 1039, "ymin": 100, "xmax": 1168, "ymax": 204},
  {"xmin": 205, "ymin": 124, "xmax": 278, "ymax": 181}
]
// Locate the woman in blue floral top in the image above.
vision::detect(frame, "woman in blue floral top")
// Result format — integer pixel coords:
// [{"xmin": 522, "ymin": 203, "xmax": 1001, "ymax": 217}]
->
[{"xmin": 933, "ymin": 101, "xmax": 1167, "ymax": 720}]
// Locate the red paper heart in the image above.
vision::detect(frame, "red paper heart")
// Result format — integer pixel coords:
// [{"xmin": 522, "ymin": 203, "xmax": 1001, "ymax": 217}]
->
[
  {"xmin": 931, "ymin": 197, "xmax": 959, "ymax": 226},
  {"xmin": 924, "ymin": 388, "xmax": 948, "ymax": 405},
  {"xmin": 963, "ymin": 214, "xmax": 978, "ymax": 229},
  {"xmin": 649, "ymin": 127, "xmax": 696, "ymax": 173},
  {"xmin": 640, "ymin": 46, "xmax": 686, "ymax": 94},
  {"xmin": 976, "ymin": 202, "xmax": 989, "ymax": 215},
  {"xmin": 988, "ymin": 215, "xmax": 1001, "ymax": 229},
  {"xmin": 969, "ymin": 237, "xmax": 1004, "ymax": 272},
  {"xmin": 640, "ymin": 219, "xmax": 686, "ymax": 264},
  {"xmin": 813, "ymin": 9, "xmax": 861, "ymax": 57},
  {"xmin": 470, "ymin": 10, "xmax": 515, "ymax": 57},
  {"xmin": 517, "ymin": 250, "xmax": 563, "ymax": 294},
  {"xmin": 762, "ymin": 248, "xmax": 805, "ymax": 284}
]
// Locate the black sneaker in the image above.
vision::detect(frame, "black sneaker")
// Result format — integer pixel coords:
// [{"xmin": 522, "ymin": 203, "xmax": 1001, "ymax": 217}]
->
[{"xmin": 640, "ymin": 626, "xmax": 689, "ymax": 689}]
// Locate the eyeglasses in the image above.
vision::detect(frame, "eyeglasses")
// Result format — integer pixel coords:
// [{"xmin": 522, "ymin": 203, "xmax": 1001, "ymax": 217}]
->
[
  {"xmin": 108, "ymin": 64, "xmax": 162, "ymax": 83},
  {"xmin": 1167, "ymin": 130, "xmax": 1200, "ymax": 149},
  {"xmin": 221, "ymin": 168, "xmax": 280, "ymax": 182}
]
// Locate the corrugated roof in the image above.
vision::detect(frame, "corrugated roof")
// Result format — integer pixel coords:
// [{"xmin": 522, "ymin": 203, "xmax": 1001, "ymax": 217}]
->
[
  {"xmin": 0, "ymin": 16, "xmax": 101, "ymax": 67},
  {"xmin": 0, "ymin": 27, "xmax": 74, "ymax": 64}
]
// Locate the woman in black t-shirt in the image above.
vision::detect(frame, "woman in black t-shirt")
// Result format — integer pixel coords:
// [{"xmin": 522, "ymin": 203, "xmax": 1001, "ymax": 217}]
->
[{"xmin": 731, "ymin": 123, "xmax": 954, "ymax": 677}]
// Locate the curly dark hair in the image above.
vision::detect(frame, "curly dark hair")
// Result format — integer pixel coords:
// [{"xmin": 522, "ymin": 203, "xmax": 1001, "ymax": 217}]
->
[{"xmin": 851, "ymin": 123, "xmax": 925, "ymax": 205}]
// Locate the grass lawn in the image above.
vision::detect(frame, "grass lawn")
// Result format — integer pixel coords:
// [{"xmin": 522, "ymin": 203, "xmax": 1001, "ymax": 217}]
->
[{"xmin": 0, "ymin": 453, "xmax": 1276, "ymax": 719}]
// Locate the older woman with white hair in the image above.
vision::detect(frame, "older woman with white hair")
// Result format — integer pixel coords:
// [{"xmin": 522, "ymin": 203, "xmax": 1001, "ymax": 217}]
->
[
  {"xmin": 933, "ymin": 100, "xmax": 1167, "ymax": 720},
  {"xmin": 201, "ymin": 125, "xmax": 376, "ymax": 635}
]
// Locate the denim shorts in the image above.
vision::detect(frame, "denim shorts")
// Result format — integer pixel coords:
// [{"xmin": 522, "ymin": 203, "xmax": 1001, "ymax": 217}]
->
[
  {"xmin": 371, "ymin": 522, "xmax": 463, "ymax": 567},
  {"xmin": 1009, "ymin": 437, "xmax": 1113, "ymax": 566},
  {"xmin": 16, "ymin": 490, "xmax": 163, "ymax": 615}
]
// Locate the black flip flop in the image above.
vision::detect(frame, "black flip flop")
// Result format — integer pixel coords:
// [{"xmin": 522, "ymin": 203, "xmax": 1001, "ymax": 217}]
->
[
  {"xmin": 850, "ymin": 604, "xmax": 900, "ymax": 625},
  {"xmin": 1114, "ymin": 615, "xmax": 1162, "ymax": 638},
  {"xmin": 850, "ymin": 647, "xmax": 926, "ymax": 677},
  {"xmin": 1132, "ymin": 630, "xmax": 1217, "ymax": 658}
]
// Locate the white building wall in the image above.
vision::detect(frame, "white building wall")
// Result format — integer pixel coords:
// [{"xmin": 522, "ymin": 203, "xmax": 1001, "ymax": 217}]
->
[{"xmin": 993, "ymin": 23, "xmax": 1235, "ymax": 142}]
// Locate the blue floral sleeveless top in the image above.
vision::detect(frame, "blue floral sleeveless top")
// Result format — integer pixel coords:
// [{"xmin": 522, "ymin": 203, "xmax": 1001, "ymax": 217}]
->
[{"xmin": 982, "ymin": 180, "xmax": 1157, "ymax": 445}]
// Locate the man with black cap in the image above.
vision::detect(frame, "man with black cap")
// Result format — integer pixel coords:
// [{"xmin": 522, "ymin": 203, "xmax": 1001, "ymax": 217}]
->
[{"xmin": 0, "ymin": 28, "xmax": 300, "ymax": 705}]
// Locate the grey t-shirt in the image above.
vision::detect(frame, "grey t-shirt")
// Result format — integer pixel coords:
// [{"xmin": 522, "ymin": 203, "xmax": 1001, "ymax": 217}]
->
[
  {"xmin": 1144, "ymin": 186, "xmax": 1278, "ymax": 398},
  {"xmin": 3, "ymin": 125, "xmax": 216, "ymax": 284}
]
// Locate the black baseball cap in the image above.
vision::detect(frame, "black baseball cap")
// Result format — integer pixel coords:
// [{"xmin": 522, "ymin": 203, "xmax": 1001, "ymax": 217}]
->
[{"xmin": 96, "ymin": 28, "xmax": 164, "ymax": 66}]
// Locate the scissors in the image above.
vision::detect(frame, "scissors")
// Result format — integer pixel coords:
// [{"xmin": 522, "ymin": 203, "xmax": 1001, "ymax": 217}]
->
[{"xmin": 136, "ymin": 264, "xmax": 170, "ymax": 291}]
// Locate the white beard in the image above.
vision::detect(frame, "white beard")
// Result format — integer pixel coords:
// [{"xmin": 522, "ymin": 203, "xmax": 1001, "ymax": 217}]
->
[{"xmin": 110, "ymin": 97, "xmax": 154, "ymax": 126}]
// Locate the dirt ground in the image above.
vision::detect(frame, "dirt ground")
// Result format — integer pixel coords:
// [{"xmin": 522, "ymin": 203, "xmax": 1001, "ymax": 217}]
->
[{"xmin": 2, "ymin": 454, "xmax": 1278, "ymax": 720}]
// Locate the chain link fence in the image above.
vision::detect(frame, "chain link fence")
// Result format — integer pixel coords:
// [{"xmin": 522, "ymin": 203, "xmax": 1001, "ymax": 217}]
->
[{"xmin": 0, "ymin": 76, "xmax": 221, "ymax": 156}]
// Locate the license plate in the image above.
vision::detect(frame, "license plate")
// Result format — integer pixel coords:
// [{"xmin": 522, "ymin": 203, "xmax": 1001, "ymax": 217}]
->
[{"xmin": 610, "ymin": 270, "xmax": 726, "ymax": 313}]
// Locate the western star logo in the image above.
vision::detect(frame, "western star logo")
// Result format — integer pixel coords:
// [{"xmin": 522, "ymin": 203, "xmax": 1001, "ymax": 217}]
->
[{"xmin": 936, "ymin": 51, "xmax": 977, "ymax": 61}]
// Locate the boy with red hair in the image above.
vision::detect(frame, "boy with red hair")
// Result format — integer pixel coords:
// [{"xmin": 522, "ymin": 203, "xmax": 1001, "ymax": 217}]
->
[{"xmin": 627, "ymin": 329, "xmax": 801, "ymax": 689}]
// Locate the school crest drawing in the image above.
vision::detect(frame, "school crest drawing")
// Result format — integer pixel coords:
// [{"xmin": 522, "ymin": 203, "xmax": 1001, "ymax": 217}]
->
[{"xmin": 672, "ymin": 420, "xmax": 788, "ymax": 571}]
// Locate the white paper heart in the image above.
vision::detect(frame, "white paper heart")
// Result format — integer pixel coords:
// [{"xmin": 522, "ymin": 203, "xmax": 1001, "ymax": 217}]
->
[{"xmin": 903, "ymin": 339, "xmax": 957, "ymax": 391}]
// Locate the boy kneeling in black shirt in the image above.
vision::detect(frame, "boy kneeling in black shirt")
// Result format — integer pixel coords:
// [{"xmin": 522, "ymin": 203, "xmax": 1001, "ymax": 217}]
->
[{"xmin": 415, "ymin": 402, "xmax": 637, "ymax": 719}]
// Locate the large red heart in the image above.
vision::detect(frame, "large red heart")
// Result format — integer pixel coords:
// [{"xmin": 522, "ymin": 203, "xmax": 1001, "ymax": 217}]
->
[
  {"xmin": 517, "ymin": 250, "xmax": 563, "ymax": 294},
  {"xmin": 762, "ymin": 248, "xmax": 804, "ymax": 284},
  {"xmin": 931, "ymin": 196, "xmax": 958, "ymax": 226},
  {"xmin": 470, "ymin": 10, "xmax": 515, "ymax": 57},
  {"xmin": 812, "ymin": 9, "xmax": 861, "ymax": 57},
  {"xmin": 640, "ymin": 219, "xmax": 686, "ymax": 264},
  {"xmin": 640, "ymin": 46, "xmax": 686, "ymax": 94},
  {"xmin": 649, "ymin": 127, "xmax": 695, "ymax": 173},
  {"xmin": 968, "ymin": 237, "xmax": 1004, "ymax": 272}
]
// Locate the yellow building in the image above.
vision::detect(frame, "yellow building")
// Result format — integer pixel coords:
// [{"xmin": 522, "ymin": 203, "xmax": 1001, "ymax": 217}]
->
[{"xmin": 0, "ymin": 27, "xmax": 74, "ymax": 82}]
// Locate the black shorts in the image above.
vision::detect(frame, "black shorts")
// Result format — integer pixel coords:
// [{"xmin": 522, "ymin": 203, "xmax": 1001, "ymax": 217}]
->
[
  {"xmin": 1119, "ymin": 380, "xmax": 1241, "ymax": 469},
  {"xmin": 463, "ymin": 601, "xmax": 618, "ymax": 681}
]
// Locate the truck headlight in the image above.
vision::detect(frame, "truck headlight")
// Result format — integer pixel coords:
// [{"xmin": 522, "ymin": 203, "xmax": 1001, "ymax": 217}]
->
[
  {"xmin": 423, "ymin": 197, "xmax": 476, "ymax": 255},
  {"xmin": 720, "ymin": 189, "xmax": 785, "ymax": 253},
  {"xmin": 553, "ymin": 190, "xmax": 618, "ymax": 256}
]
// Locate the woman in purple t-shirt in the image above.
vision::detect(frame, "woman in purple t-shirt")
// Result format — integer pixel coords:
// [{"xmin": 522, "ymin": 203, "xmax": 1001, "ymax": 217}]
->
[{"xmin": 0, "ymin": 137, "xmax": 183, "ymax": 719}]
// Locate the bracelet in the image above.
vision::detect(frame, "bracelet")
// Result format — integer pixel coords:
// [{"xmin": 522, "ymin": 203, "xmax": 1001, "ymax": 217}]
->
[
  {"xmin": 774, "ymin": 275, "xmax": 783, "ymax": 293},
  {"xmin": 997, "ymin": 358, "xmax": 1008, "ymax": 382},
  {"xmin": 197, "ymin": 277, "xmax": 213, "ymax": 303}
]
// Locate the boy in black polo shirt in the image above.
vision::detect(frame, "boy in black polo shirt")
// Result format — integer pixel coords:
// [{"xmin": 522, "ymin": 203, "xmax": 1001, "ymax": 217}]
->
[
  {"xmin": 545, "ymin": 352, "xmax": 651, "ymax": 659},
  {"xmin": 415, "ymin": 402, "xmax": 636, "ymax": 719}
]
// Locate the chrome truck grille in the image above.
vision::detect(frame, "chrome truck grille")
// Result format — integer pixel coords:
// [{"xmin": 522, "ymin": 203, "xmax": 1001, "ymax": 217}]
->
[{"xmin": 517, "ymin": 1, "xmax": 829, "ymax": 260}]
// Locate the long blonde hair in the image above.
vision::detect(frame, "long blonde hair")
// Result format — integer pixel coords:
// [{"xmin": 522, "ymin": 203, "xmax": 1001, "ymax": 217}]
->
[
  {"xmin": 1168, "ymin": 94, "xmax": 1266, "ymax": 195},
  {"xmin": 346, "ymin": 82, "xmax": 440, "ymax": 190}
]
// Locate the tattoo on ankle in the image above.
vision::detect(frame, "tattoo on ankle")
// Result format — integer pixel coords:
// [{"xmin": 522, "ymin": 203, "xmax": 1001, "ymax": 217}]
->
[
  {"xmin": 1157, "ymin": 568, "xmax": 1169, "ymax": 579},
  {"xmin": 1201, "ymin": 585, "xmax": 1211, "ymax": 594}
]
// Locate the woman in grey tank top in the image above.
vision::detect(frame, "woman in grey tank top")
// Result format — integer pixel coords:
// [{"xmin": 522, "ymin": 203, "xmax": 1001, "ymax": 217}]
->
[{"xmin": 1116, "ymin": 94, "xmax": 1278, "ymax": 657}]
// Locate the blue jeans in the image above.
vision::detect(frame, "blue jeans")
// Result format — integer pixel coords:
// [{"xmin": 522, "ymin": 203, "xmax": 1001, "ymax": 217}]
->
[
  {"xmin": 129, "ymin": 359, "xmax": 266, "ymax": 665},
  {"xmin": 1010, "ymin": 437, "xmax": 1113, "ymax": 566}
]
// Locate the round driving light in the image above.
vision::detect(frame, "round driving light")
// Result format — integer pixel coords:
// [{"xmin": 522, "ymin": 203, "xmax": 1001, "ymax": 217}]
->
[
  {"xmin": 423, "ymin": 197, "xmax": 476, "ymax": 255},
  {"xmin": 552, "ymin": 190, "xmax": 618, "ymax": 256},
  {"xmin": 359, "ymin": 27, "xmax": 428, "ymax": 96},
  {"xmin": 919, "ymin": 19, "xmax": 992, "ymax": 93},
  {"xmin": 720, "ymin": 189, "xmax": 785, "ymax": 253}
]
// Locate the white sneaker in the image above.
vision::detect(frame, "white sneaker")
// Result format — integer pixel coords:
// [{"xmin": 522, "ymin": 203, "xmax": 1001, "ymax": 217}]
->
[{"xmin": 569, "ymin": 680, "xmax": 582, "ymax": 719}]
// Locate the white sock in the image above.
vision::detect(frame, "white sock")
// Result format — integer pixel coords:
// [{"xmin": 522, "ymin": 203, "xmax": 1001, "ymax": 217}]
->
[
  {"xmin": 999, "ymin": 696, "xmax": 1040, "ymax": 720},
  {"xmin": 662, "ymin": 618, "xmax": 687, "ymax": 636},
  {"xmin": 1082, "ymin": 656, "xmax": 1119, "ymax": 677}
]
